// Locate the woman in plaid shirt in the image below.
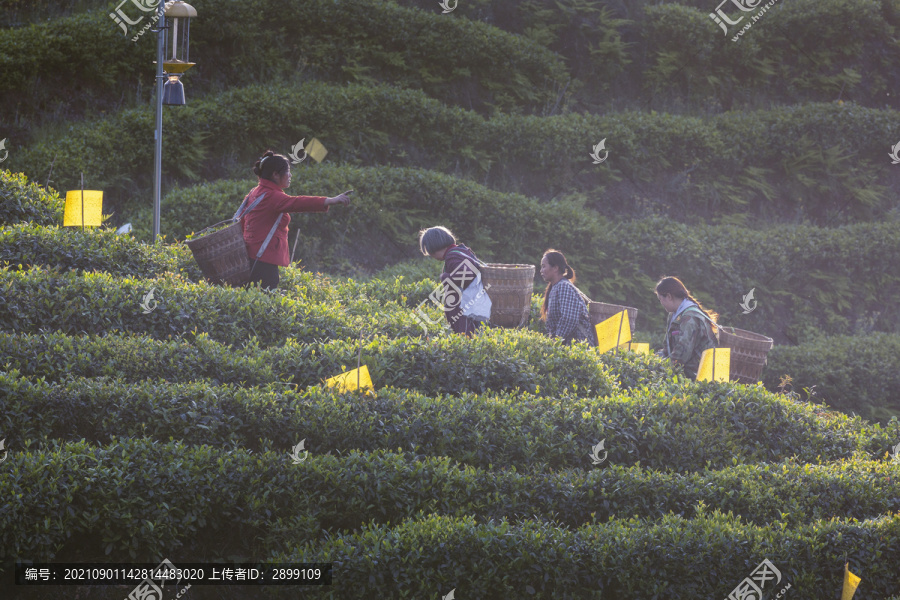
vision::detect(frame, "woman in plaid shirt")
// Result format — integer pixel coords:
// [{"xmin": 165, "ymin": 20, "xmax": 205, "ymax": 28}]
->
[{"xmin": 539, "ymin": 249, "xmax": 596, "ymax": 346}]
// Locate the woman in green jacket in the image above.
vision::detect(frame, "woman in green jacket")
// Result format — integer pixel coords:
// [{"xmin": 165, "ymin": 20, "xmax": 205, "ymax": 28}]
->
[{"xmin": 655, "ymin": 276, "xmax": 718, "ymax": 378}]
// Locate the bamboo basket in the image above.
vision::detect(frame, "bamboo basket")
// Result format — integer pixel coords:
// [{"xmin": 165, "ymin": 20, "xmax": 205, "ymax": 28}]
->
[
  {"xmin": 717, "ymin": 326, "xmax": 774, "ymax": 384},
  {"xmin": 185, "ymin": 219, "xmax": 251, "ymax": 287},
  {"xmin": 481, "ymin": 263, "xmax": 535, "ymax": 328},
  {"xmin": 588, "ymin": 302, "xmax": 638, "ymax": 337}
]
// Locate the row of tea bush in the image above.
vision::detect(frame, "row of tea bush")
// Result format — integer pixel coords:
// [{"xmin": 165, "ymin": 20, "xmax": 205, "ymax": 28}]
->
[
  {"xmin": 2, "ymin": 439, "xmax": 898, "ymax": 563},
  {"xmin": 2, "ymin": 368, "xmax": 896, "ymax": 473},
  {"xmin": 9, "ymin": 82, "xmax": 896, "ymax": 221}
]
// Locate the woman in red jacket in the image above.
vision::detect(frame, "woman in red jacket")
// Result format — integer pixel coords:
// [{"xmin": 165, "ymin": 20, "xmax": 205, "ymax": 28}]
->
[{"xmin": 241, "ymin": 150, "xmax": 352, "ymax": 289}]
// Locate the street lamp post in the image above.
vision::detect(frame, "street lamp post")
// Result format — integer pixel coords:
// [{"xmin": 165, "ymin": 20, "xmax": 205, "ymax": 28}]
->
[{"xmin": 152, "ymin": 0, "xmax": 197, "ymax": 243}]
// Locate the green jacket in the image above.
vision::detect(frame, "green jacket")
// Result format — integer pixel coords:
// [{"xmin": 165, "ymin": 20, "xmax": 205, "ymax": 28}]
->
[{"xmin": 663, "ymin": 306, "xmax": 718, "ymax": 378}]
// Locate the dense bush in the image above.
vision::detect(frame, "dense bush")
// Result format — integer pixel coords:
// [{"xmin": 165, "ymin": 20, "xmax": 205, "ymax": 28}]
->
[
  {"xmin": 765, "ymin": 333, "xmax": 900, "ymax": 423},
  {"xmin": 0, "ymin": 265, "xmax": 425, "ymax": 346},
  {"xmin": 0, "ymin": 0, "xmax": 563, "ymax": 128},
  {"xmin": 0, "ymin": 221, "xmax": 201, "ymax": 280},
  {"xmin": 4, "ymin": 439, "xmax": 898, "ymax": 564},
  {"xmin": 0, "ymin": 169, "xmax": 64, "ymax": 226},
  {"xmin": 0, "ymin": 327, "xmax": 624, "ymax": 397},
  {"xmin": 3, "ymin": 369, "xmax": 897, "ymax": 473},
  {"xmin": 11, "ymin": 82, "xmax": 897, "ymax": 223},
  {"xmin": 275, "ymin": 511, "xmax": 900, "ymax": 599}
]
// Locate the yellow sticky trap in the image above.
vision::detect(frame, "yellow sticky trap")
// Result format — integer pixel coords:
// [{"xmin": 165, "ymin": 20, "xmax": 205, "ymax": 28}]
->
[
  {"xmin": 842, "ymin": 563, "xmax": 861, "ymax": 600},
  {"xmin": 696, "ymin": 347, "xmax": 730, "ymax": 382},
  {"xmin": 64, "ymin": 190, "xmax": 103, "ymax": 227},
  {"xmin": 595, "ymin": 310, "xmax": 631, "ymax": 354},
  {"xmin": 618, "ymin": 342, "xmax": 649, "ymax": 355},
  {"xmin": 305, "ymin": 138, "xmax": 328, "ymax": 163},
  {"xmin": 324, "ymin": 365, "xmax": 373, "ymax": 392}
]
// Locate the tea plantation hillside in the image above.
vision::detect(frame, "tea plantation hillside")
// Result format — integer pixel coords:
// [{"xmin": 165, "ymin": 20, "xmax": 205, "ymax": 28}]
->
[
  {"xmin": 2, "ymin": 174, "xmax": 900, "ymax": 599},
  {"xmin": 2, "ymin": 0, "xmax": 900, "ymax": 596}
]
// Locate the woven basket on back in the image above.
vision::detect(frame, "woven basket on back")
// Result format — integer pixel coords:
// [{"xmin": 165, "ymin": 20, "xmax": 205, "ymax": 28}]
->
[
  {"xmin": 717, "ymin": 326, "xmax": 774, "ymax": 384},
  {"xmin": 588, "ymin": 302, "xmax": 638, "ymax": 335},
  {"xmin": 185, "ymin": 219, "xmax": 251, "ymax": 287},
  {"xmin": 481, "ymin": 263, "xmax": 535, "ymax": 328}
]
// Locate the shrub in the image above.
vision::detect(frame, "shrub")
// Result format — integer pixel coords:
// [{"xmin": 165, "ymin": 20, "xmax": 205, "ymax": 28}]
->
[
  {"xmin": 0, "ymin": 327, "xmax": 621, "ymax": 398},
  {"xmin": 275, "ymin": 511, "xmax": 900, "ymax": 599},
  {"xmin": 0, "ymin": 222, "xmax": 201, "ymax": 280},
  {"xmin": 0, "ymin": 169, "xmax": 64, "ymax": 226},
  {"xmin": 0, "ymin": 265, "xmax": 422, "ymax": 346},
  {"xmin": 3, "ymin": 369, "xmax": 897, "ymax": 473},
  {"xmin": 764, "ymin": 333, "xmax": 900, "ymax": 423}
]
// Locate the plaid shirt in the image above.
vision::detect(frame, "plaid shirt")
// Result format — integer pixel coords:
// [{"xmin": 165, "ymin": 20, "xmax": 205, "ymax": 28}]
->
[{"xmin": 547, "ymin": 279, "xmax": 596, "ymax": 345}]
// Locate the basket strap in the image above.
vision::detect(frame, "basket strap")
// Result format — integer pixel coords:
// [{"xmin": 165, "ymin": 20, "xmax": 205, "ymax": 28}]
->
[
  {"xmin": 255, "ymin": 215, "xmax": 284, "ymax": 260},
  {"xmin": 233, "ymin": 192, "xmax": 268, "ymax": 221}
]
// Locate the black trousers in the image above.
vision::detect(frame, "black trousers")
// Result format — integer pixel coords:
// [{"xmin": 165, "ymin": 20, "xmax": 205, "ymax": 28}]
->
[{"xmin": 247, "ymin": 260, "xmax": 279, "ymax": 291}]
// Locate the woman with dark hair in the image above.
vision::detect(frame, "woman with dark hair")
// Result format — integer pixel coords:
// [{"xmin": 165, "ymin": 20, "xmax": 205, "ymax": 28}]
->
[
  {"xmin": 418, "ymin": 225, "xmax": 487, "ymax": 336},
  {"xmin": 539, "ymin": 249, "xmax": 596, "ymax": 346},
  {"xmin": 240, "ymin": 150, "xmax": 352, "ymax": 290},
  {"xmin": 655, "ymin": 276, "xmax": 719, "ymax": 378}
]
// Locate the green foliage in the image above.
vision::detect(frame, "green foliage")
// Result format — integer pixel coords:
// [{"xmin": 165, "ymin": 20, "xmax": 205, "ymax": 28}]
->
[
  {"xmin": 0, "ymin": 265, "xmax": 426, "ymax": 346},
  {"xmin": 0, "ymin": 169, "xmax": 64, "ymax": 226},
  {"xmin": 3, "ymin": 367, "xmax": 897, "ymax": 474},
  {"xmin": 0, "ymin": 328, "xmax": 620, "ymax": 398},
  {"xmin": 0, "ymin": 0, "xmax": 564, "ymax": 127},
  {"xmin": 276, "ymin": 510, "xmax": 900, "ymax": 598},
  {"xmin": 0, "ymin": 222, "xmax": 201, "ymax": 279},
  {"xmin": 765, "ymin": 333, "xmax": 900, "ymax": 423},
  {"xmin": 11, "ymin": 83, "xmax": 897, "ymax": 224}
]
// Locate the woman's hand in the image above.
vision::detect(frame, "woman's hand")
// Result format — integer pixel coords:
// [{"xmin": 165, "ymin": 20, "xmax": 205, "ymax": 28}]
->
[{"xmin": 325, "ymin": 190, "xmax": 353, "ymax": 206}]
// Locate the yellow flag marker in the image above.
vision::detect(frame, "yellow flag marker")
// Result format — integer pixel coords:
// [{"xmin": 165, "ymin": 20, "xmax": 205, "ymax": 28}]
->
[
  {"xmin": 696, "ymin": 347, "xmax": 730, "ymax": 382},
  {"xmin": 617, "ymin": 342, "xmax": 649, "ymax": 355},
  {"xmin": 842, "ymin": 562, "xmax": 861, "ymax": 600},
  {"xmin": 324, "ymin": 365, "xmax": 373, "ymax": 392},
  {"xmin": 64, "ymin": 190, "xmax": 103, "ymax": 227},
  {"xmin": 595, "ymin": 310, "xmax": 631, "ymax": 354},
  {"xmin": 305, "ymin": 138, "xmax": 328, "ymax": 163}
]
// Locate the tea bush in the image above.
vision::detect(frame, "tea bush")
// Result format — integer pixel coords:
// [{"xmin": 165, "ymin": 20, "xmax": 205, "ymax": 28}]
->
[
  {"xmin": 0, "ymin": 221, "xmax": 201, "ymax": 280},
  {"xmin": 3, "ymin": 439, "xmax": 898, "ymax": 569},
  {"xmin": 0, "ymin": 0, "xmax": 563, "ymax": 123},
  {"xmin": 0, "ymin": 266, "xmax": 424, "ymax": 346},
  {"xmin": 0, "ymin": 169, "xmax": 64, "ymax": 226},
  {"xmin": 274, "ymin": 511, "xmax": 900, "ymax": 599},
  {"xmin": 0, "ymin": 327, "xmax": 622, "ymax": 397},
  {"xmin": 3, "ymin": 369, "xmax": 896, "ymax": 473},
  {"xmin": 765, "ymin": 333, "xmax": 900, "ymax": 423},
  {"xmin": 11, "ymin": 83, "xmax": 897, "ymax": 221}
]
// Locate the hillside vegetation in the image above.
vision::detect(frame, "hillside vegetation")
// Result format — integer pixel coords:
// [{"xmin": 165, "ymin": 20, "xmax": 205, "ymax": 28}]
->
[{"xmin": 2, "ymin": 0, "xmax": 900, "ymax": 596}]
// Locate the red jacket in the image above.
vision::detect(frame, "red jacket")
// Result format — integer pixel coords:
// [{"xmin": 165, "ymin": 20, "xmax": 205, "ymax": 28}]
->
[{"xmin": 240, "ymin": 178, "xmax": 328, "ymax": 266}]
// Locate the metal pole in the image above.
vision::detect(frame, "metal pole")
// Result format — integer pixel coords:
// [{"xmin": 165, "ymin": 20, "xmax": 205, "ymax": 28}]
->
[{"xmin": 152, "ymin": 0, "xmax": 165, "ymax": 243}]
